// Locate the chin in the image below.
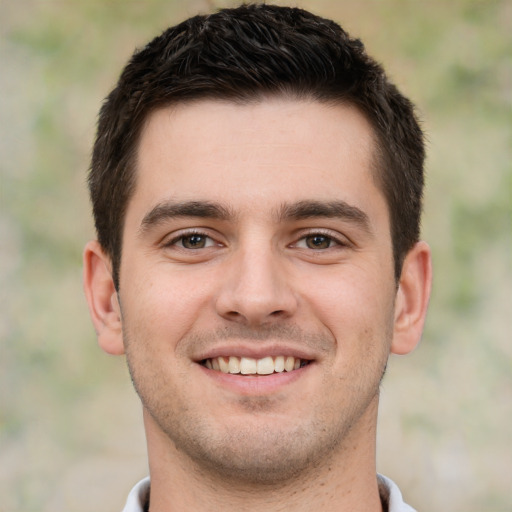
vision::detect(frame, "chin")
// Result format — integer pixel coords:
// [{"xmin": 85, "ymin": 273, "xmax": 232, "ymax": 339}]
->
[
  {"xmin": 149, "ymin": 407, "xmax": 349, "ymax": 486},
  {"xmin": 182, "ymin": 426, "xmax": 338, "ymax": 484}
]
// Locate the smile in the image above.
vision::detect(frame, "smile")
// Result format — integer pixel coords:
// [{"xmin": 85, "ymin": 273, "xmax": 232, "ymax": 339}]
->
[{"xmin": 201, "ymin": 356, "xmax": 311, "ymax": 375}]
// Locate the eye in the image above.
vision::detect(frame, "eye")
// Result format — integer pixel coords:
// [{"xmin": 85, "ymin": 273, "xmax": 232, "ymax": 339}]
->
[
  {"xmin": 295, "ymin": 233, "xmax": 340, "ymax": 250},
  {"xmin": 304, "ymin": 234, "xmax": 334, "ymax": 249},
  {"xmin": 169, "ymin": 233, "xmax": 216, "ymax": 249}
]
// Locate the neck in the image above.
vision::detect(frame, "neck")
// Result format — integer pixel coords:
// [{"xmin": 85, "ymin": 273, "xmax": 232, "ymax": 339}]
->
[{"xmin": 143, "ymin": 398, "xmax": 383, "ymax": 512}]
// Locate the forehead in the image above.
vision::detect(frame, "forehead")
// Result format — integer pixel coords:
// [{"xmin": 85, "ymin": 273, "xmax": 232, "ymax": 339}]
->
[{"xmin": 130, "ymin": 98, "xmax": 385, "ymax": 224}]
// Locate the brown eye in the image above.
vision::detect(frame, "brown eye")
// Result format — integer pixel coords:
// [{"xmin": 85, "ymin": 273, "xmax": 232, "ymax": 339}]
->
[
  {"xmin": 305, "ymin": 235, "xmax": 332, "ymax": 249},
  {"xmin": 181, "ymin": 234, "xmax": 208, "ymax": 249}
]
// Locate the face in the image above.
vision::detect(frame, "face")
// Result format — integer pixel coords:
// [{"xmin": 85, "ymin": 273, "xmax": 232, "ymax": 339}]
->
[{"xmin": 117, "ymin": 98, "xmax": 398, "ymax": 482}]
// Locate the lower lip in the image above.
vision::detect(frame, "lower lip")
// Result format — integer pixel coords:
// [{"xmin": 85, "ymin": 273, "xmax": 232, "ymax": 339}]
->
[{"xmin": 197, "ymin": 363, "xmax": 312, "ymax": 395}]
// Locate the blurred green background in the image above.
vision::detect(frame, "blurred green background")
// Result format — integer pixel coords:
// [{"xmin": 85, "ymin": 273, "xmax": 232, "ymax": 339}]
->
[{"xmin": 1, "ymin": 0, "xmax": 510, "ymax": 510}]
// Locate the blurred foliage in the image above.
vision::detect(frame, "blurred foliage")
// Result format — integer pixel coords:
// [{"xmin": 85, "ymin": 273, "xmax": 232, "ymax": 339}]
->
[{"xmin": 1, "ymin": 0, "xmax": 510, "ymax": 510}]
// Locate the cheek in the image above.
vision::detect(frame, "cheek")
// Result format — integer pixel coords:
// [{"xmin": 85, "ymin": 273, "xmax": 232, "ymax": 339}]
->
[
  {"xmin": 121, "ymin": 270, "xmax": 214, "ymax": 346},
  {"xmin": 301, "ymin": 266, "xmax": 396, "ymax": 343}
]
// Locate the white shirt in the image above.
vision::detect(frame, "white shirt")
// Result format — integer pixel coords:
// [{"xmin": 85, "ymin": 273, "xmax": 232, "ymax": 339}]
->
[{"xmin": 121, "ymin": 474, "xmax": 417, "ymax": 511}]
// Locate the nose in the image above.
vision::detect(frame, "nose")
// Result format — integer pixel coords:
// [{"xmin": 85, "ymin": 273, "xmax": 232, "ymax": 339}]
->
[{"xmin": 215, "ymin": 242, "xmax": 298, "ymax": 326}]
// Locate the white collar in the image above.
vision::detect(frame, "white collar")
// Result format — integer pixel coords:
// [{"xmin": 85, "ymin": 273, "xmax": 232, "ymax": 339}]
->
[{"xmin": 121, "ymin": 474, "xmax": 417, "ymax": 511}]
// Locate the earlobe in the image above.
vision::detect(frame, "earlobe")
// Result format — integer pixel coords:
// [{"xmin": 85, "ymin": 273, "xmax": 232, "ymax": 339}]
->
[
  {"xmin": 83, "ymin": 240, "xmax": 125, "ymax": 355},
  {"xmin": 391, "ymin": 241, "xmax": 432, "ymax": 355}
]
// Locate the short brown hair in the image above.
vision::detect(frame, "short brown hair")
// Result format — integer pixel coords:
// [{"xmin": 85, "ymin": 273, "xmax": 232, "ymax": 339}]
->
[{"xmin": 89, "ymin": 3, "xmax": 425, "ymax": 289}]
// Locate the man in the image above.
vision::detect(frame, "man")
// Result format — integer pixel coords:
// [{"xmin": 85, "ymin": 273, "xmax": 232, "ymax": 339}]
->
[{"xmin": 83, "ymin": 4, "xmax": 431, "ymax": 511}]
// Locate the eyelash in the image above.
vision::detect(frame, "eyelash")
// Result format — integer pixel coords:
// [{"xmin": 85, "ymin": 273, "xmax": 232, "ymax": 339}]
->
[
  {"xmin": 163, "ymin": 229, "xmax": 349, "ymax": 251},
  {"xmin": 293, "ymin": 230, "xmax": 350, "ymax": 250},
  {"xmin": 164, "ymin": 230, "xmax": 218, "ymax": 249}
]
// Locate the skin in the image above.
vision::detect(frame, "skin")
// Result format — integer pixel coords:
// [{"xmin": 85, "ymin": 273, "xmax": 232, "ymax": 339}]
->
[{"xmin": 84, "ymin": 98, "xmax": 431, "ymax": 511}]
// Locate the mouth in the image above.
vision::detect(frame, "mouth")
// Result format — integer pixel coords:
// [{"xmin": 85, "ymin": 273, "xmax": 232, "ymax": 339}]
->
[{"xmin": 200, "ymin": 355, "xmax": 312, "ymax": 375}]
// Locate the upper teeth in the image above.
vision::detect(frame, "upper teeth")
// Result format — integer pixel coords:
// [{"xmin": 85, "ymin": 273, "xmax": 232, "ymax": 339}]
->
[{"xmin": 204, "ymin": 356, "xmax": 303, "ymax": 375}]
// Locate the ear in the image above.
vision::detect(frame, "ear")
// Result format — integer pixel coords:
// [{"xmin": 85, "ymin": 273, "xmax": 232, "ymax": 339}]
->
[
  {"xmin": 83, "ymin": 240, "xmax": 125, "ymax": 355},
  {"xmin": 391, "ymin": 241, "xmax": 432, "ymax": 355}
]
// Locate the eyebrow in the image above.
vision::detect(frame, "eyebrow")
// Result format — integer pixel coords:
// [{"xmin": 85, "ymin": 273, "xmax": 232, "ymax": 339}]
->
[
  {"xmin": 277, "ymin": 200, "xmax": 372, "ymax": 233},
  {"xmin": 139, "ymin": 200, "xmax": 235, "ymax": 234},
  {"xmin": 139, "ymin": 198, "xmax": 371, "ymax": 235}
]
